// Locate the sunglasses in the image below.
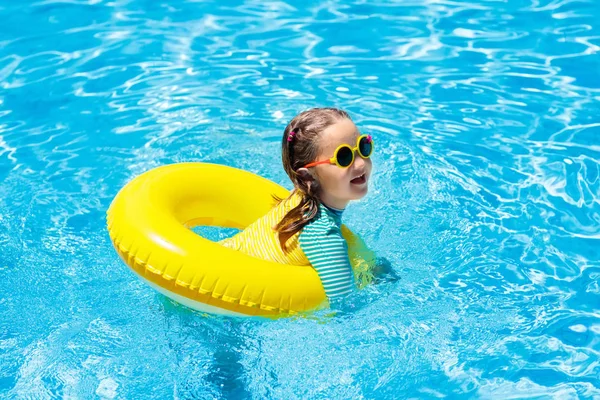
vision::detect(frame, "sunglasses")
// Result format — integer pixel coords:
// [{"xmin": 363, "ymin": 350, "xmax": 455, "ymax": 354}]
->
[{"xmin": 303, "ymin": 134, "xmax": 374, "ymax": 169}]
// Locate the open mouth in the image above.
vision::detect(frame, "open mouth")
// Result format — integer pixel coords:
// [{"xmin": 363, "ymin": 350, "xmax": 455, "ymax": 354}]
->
[{"xmin": 350, "ymin": 174, "xmax": 366, "ymax": 185}]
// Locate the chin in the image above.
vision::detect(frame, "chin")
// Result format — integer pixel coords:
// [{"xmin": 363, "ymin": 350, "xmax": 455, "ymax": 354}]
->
[{"xmin": 348, "ymin": 186, "xmax": 369, "ymax": 200}]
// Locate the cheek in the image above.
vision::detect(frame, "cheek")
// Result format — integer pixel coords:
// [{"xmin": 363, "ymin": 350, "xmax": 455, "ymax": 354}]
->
[{"xmin": 317, "ymin": 168, "xmax": 348, "ymax": 192}]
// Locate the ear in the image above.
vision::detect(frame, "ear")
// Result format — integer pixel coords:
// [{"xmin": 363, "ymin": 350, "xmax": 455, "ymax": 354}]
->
[{"xmin": 296, "ymin": 167, "xmax": 315, "ymax": 181}]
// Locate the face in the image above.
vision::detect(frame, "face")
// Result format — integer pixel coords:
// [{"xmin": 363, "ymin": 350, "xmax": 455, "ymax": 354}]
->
[{"xmin": 306, "ymin": 119, "xmax": 373, "ymax": 210}]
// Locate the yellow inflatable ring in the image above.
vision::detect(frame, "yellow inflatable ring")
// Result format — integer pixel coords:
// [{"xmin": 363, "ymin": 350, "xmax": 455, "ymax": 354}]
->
[{"xmin": 106, "ymin": 163, "xmax": 373, "ymax": 317}]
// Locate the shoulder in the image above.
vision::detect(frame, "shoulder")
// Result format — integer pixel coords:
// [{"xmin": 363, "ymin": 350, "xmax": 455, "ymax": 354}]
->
[
  {"xmin": 303, "ymin": 206, "xmax": 339, "ymax": 232},
  {"xmin": 299, "ymin": 206, "xmax": 345, "ymax": 246}
]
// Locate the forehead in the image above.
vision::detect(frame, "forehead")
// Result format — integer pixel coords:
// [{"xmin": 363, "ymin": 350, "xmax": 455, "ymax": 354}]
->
[{"xmin": 318, "ymin": 119, "xmax": 360, "ymax": 154}]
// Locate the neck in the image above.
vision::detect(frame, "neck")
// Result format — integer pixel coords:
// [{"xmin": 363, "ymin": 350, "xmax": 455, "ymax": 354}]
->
[{"xmin": 319, "ymin": 193, "xmax": 348, "ymax": 211}]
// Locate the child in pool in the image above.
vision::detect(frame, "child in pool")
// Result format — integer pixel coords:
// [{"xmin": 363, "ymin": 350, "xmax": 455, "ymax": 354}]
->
[{"xmin": 220, "ymin": 107, "xmax": 376, "ymax": 301}]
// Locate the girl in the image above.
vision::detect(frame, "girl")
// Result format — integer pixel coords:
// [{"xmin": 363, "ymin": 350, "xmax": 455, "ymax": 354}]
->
[{"xmin": 220, "ymin": 107, "xmax": 375, "ymax": 302}]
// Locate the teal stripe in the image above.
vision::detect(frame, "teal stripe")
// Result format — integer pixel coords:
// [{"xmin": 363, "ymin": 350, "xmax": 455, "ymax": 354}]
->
[
  {"xmin": 319, "ymin": 268, "xmax": 352, "ymax": 275},
  {"xmin": 302, "ymin": 241, "xmax": 346, "ymax": 248},
  {"xmin": 324, "ymin": 286, "xmax": 352, "ymax": 295},
  {"xmin": 320, "ymin": 269, "xmax": 352, "ymax": 277},
  {"xmin": 325, "ymin": 279, "xmax": 353, "ymax": 286},
  {"xmin": 307, "ymin": 254, "xmax": 348, "ymax": 262},
  {"xmin": 306, "ymin": 250, "xmax": 346, "ymax": 256},
  {"xmin": 301, "ymin": 238, "xmax": 342, "ymax": 246},
  {"xmin": 322, "ymin": 277, "xmax": 353, "ymax": 286},
  {"xmin": 303, "ymin": 248, "xmax": 348, "ymax": 256}
]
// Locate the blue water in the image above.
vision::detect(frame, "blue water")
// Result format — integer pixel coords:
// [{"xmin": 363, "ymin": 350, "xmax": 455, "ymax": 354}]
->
[{"xmin": 1, "ymin": 0, "xmax": 599, "ymax": 398}]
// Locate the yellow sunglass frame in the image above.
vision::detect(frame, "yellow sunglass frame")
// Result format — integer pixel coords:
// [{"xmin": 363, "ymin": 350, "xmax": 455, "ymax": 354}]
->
[{"xmin": 303, "ymin": 134, "xmax": 374, "ymax": 169}]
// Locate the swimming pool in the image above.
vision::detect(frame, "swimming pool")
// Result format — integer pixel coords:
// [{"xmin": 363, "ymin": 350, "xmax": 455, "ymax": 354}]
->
[{"xmin": 1, "ymin": 0, "xmax": 599, "ymax": 398}]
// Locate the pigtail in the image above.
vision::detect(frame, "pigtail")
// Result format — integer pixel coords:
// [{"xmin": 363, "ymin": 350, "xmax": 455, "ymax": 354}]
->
[{"xmin": 274, "ymin": 188, "xmax": 320, "ymax": 251}]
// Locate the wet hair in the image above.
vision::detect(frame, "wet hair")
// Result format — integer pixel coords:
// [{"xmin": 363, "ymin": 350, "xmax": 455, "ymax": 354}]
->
[{"xmin": 273, "ymin": 107, "xmax": 351, "ymax": 250}]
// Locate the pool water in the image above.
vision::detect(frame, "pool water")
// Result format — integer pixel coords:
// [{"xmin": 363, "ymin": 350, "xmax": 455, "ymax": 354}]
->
[{"xmin": 1, "ymin": 0, "xmax": 599, "ymax": 398}]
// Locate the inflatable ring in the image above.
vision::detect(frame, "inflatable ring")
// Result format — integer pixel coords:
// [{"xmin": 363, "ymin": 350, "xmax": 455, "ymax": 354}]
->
[{"xmin": 106, "ymin": 163, "xmax": 374, "ymax": 317}]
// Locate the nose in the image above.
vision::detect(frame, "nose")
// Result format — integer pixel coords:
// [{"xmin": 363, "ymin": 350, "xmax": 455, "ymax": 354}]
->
[{"xmin": 352, "ymin": 152, "xmax": 366, "ymax": 170}]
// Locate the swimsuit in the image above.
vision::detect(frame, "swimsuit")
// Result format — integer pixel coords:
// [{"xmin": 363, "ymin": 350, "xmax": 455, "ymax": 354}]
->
[{"xmin": 219, "ymin": 192, "xmax": 359, "ymax": 301}]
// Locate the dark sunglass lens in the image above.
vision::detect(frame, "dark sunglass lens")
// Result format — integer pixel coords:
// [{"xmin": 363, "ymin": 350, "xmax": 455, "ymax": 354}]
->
[
  {"xmin": 359, "ymin": 137, "xmax": 373, "ymax": 157},
  {"xmin": 336, "ymin": 146, "xmax": 354, "ymax": 167}
]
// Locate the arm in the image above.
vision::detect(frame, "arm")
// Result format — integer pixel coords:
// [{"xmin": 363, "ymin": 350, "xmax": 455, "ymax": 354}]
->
[{"xmin": 299, "ymin": 223, "xmax": 355, "ymax": 301}]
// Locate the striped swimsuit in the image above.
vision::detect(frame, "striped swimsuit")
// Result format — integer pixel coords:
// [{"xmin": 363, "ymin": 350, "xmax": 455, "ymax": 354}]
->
[
  {"xmin": 219, "ymin": 192, "xmax": 355, "ymax": 301},
  {"xmin": 299, "ymin": 205, "xmax": 354, "ymax": 298}
]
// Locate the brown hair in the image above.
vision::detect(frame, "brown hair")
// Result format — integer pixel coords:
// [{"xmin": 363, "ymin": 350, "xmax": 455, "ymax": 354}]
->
[{"xmin": 273, "ymin": 107, "xmax": 351, "ymax": 250}]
